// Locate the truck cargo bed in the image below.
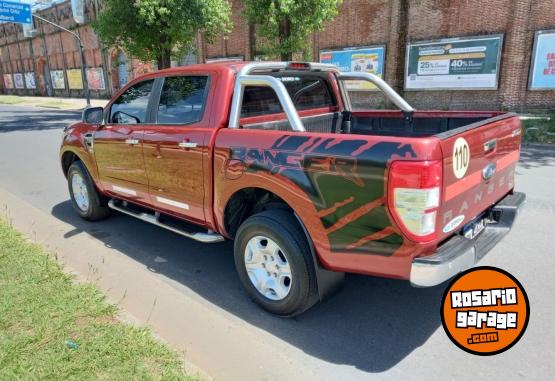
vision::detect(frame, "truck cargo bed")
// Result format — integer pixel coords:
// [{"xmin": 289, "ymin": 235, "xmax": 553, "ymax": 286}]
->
[{"xmin": 350, "ymin": 110, "xmax": 509, "ymax": 138}]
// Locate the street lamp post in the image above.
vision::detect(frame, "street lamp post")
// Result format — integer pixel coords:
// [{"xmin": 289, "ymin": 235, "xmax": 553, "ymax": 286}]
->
[{"xmin": 32, "ymin": 14, "xmax": 90, "ymax": 106}]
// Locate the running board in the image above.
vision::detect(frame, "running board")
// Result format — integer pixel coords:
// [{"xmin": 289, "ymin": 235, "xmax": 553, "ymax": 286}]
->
[{"xmin": 108, "ymin": 200, "xmax": 225, "ymax": 243}]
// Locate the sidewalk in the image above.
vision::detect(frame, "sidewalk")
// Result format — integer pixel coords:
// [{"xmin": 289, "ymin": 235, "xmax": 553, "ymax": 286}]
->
[
  {"xmin": 0, "ymin": 94, "xmax": 108, "ymax": 110},
  {"xmin": 0, "ymin": 186, "xmax": 317, "ymax": 381}
]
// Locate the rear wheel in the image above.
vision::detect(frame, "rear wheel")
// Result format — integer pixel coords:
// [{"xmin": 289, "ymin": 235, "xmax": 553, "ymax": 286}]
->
[
  {"xmin": 67, "ymin": 161, "xmax": 110, "ymax": 221},
  {"xmin": 234, "ymin": 210, "xmax": 317, "ymax": 316}
]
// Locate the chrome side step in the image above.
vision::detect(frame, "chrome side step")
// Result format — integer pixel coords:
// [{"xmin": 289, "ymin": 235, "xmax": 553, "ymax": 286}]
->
[{"xmin": 108, "ymin": 200, "xmax": 225, "ymax": 243}]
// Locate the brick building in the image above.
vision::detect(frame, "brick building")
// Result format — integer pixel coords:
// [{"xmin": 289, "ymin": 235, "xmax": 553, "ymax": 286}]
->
[
  {"xmin": 0, "ymin": 0, "xmax": 155, "ymax": 98},
  {"xmin": 1, "ymin": 0, "xmax": 554, "ymax": 111}
]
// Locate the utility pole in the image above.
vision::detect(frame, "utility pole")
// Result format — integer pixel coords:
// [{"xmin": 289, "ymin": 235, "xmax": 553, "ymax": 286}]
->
[{"xmin": 32, "ymin": 14, "xmax": 90, "ymax": 106}]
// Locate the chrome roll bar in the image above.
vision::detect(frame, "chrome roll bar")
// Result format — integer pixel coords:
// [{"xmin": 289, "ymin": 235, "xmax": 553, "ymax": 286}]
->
[
  {"xmin": 337, "ymin": 72, "xmax": 414, "ymax": 113},
  {"xmin": 227, "ymin": 62, "xmax": 414, "ymax": 131},
  {"xmin": 228, "ymin": 75, "xmax": 305, "ymax": 131}
]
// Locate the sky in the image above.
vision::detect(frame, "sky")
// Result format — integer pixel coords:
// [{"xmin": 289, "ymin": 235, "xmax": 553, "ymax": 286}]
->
[
  {"xmin": 30, "ymin": 1, "xmax": 65, "ymax": 10},
  {"xmin": 15, "ymin": 0, "xmax": 65, "ymax": 11}
]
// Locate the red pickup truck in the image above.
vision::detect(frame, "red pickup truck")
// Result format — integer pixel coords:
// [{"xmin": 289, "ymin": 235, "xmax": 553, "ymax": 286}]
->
[{"xmin": 60, "ymin": 61, "xmax": 525, "ymax": 316}]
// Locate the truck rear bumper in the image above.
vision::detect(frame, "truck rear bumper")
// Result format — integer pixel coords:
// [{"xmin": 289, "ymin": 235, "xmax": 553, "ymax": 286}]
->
[{"xmin": 410, "ymin": 192, "xmax": 526, "ymax": 287}]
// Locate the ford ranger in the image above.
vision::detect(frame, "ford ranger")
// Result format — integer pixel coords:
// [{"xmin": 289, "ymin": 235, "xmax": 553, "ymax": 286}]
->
[{"xmin": 60, "ymin": 61, "xmax": 525, "ymax": 316}]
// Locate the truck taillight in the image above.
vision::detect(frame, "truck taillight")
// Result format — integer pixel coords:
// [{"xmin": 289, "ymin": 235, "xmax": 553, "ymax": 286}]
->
[
  {"xmin": 388, "ymin": 160, "xmax": 442, "ymax": 242},
  {"xmin": 287, "ymin": 62, "xmax": 311, "ymax": 70}
]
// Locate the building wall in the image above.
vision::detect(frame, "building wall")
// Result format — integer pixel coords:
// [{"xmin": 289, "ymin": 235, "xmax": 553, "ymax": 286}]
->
[
  {"xmin": 202, "ymin": 0, "xmax": 555, "ymax": 112},
  {"xmin": 1, "ymin": 0, "xmax": 554, "ymax": 111},
  {"xmin": 0, "ymin": 0, "xmax": 155, "ymax": 98},
  {"xmin": 0, "ymin": 0, "xmax": 111, "ymax": 97},
  {"xmin": 205, "ymin": 0, "xmax": 250, "ymax": 59}
]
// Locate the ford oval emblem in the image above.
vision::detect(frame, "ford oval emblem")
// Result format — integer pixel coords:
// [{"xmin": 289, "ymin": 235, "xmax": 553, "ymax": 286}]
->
[{"xmin": 482, "ymin": 163, "xmax": 496, "ymax": 181}]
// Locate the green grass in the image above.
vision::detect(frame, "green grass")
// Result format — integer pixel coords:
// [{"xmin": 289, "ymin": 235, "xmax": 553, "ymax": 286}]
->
[
  {"xmin": 521, "ymin": 115, "xmax": 555, "ymax": 144},
  {"xmin": 36, "ymin": 100, "xmax": 71, "ymax": 109},
  {"xmin": 0, "ymin": 95, "xmax": 24, "ymax": 105},
  {"xmin": 0, "ymin": 220, "xmax": 200, "ymax": 381}
]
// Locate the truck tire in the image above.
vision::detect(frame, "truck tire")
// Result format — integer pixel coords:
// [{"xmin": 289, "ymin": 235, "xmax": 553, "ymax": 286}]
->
[
  {"xmin": 67, "ymin": 161, "xmax": 110, "ymax": 221},
  {"xmin": 234, "ymin": 209, "xmax": 317, "ymax": 317}
]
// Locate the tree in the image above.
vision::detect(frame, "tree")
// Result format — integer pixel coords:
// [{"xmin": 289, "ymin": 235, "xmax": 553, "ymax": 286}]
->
[
  {"xmin": 93, "ymin": 0, "xmax": 232, "ymax": 69},
  {"xmin": 244, "ymin": 0, "xmax": 342, "ymax": 61}
]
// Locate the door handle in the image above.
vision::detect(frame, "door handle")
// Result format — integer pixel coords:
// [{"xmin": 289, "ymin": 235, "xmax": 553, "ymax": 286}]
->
[
  {"xmin": 84, "ymin": 132, "xmax": 94, "ymax": 150},
  {"xmin": 125, "ymin": 138, "xmax": 140, "ymax": 145},
  {"xmin": 178, "ymin": 141, "xmax": 198, "ymax": 148},
  {"xmin": 483, "ymin": 139, "xmax": 497, "ymax": 153}
]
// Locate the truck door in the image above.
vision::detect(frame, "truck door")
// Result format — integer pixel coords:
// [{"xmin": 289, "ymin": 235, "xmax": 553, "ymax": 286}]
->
[
  {"xmin": 141, "ymin": 75, "xmax": 212, "ymax": 225},
  {"xmin": 93, "ymin": 78, "xmax": 155, "ymax": 204}
]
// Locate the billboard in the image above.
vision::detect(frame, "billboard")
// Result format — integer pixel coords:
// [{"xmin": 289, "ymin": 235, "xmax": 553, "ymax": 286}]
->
[
  {"xmin": 320, "ymin": 45, "xmax": 386, "ymax": 90},
  {"xmin": 405, "ymin": 35, "xmax": 503, "ymax": 90},
  {"xmin": 13, "ymin": 73, "xmax": 24, "ymax": 89},
  {"xmin": 50, "ymin": 70, "xmax": 65, "ymax": 89},
  {"xmin": 529, "ymin": 29, "xmax": 555, "ymax": 90},
  {"xmin": 3, "ymin": 74, "xmax": 14, "ymax": 89},
  {"xmin": 24, "ymin": 72, "xmax": 36, "ymax": 89},
  {"xmin": 67, "ymin": 69, "xmax": 84, "ymax": 90},
  {"xmin": 86, "ymin": 68, "xmax": 106, "ymax": 90},
  {"xmin": 71, "ymin": 0, "xmax": 85, "ymax": 24}
]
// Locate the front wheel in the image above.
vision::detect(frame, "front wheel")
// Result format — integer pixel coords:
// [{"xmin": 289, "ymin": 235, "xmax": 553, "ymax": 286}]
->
[
  {"xmin": 67, "ymin": 161, "xmax": 110, "ymax": 221},
  {"xmin": 234, "ymin": 210, "xmax": 317, "ymax": 317}
]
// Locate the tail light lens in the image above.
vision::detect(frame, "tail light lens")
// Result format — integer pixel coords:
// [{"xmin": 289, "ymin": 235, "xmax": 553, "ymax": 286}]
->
[
  {"xmin": 287, "ymin": 62, "xmax": 311, "ymax": 70},
  {"xmin": 388, "ymin": 160, "xmax": 442, "ymax": 242}
]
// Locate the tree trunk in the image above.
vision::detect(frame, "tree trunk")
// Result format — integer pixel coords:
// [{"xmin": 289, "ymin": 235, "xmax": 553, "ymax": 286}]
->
[
  {"xmin": 279, "ymin": 17, "xmax": 292, "ymax": 61},
  {"xmin": 280, "ymin": 51, "xmax": 292, "ymax": 61},
  {"xmin": 248, "ymin": 22, "xmax": 256, "ymax": 60},
  {"xmin": 157, "ymin": 49, "xmax": 172, "ymax": 69}
]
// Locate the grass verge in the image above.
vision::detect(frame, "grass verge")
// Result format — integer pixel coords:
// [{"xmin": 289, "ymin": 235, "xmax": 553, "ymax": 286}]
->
[
  {"xmin": 0, "ymin": 95, "xmax": 25, "ymax": 105},
  {"xmin": 0, "ymin": 220, "xmax": 200, "ymax": 381}
]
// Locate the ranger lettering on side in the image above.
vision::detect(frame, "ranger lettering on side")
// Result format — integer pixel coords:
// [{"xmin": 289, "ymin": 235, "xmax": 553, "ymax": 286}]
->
[{"xmin": 60, "ymin": 61, "xmax": 525, "ymax": 316}]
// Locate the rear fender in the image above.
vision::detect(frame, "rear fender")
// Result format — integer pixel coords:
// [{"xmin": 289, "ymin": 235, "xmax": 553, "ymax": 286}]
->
[{"xmin": 214, "ymin": 129, "xmax": 443, "ymax": 278}]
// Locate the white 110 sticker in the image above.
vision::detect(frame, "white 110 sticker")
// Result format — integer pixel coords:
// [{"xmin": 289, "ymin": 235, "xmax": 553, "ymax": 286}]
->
[{"xmin": 452, "ymin": 137, "xmax": 470, "ymax": 179}]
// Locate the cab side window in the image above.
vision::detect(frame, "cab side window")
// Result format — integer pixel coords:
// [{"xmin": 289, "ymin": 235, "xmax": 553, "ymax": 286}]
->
[
  {"xmin": 110, "ymin": 79, "xmax": 154, "ymax": 124},
  {"xmin": 157, "ymin": 76, "xmax": 209, "ymax": 124},
  {"xmin": 240, "ymin": 76, "xmax": 335, "ymax": 117}
]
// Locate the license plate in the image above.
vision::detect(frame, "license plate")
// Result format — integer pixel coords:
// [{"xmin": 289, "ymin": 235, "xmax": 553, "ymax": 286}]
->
[{"xmin": 463, "ymin": 218, "xmax": 487, "ymax": 240}]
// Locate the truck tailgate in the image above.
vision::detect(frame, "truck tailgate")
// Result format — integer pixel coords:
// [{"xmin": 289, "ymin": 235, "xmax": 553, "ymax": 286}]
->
[{"xmin": 437, "ymin": 114, "xmax": 522, "ymax": 242}]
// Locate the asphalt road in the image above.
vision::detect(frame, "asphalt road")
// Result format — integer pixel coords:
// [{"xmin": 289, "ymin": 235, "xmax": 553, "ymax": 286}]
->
[{"xmin": 0, "ymin": 105, "xmax": 554, "ymax": 380}]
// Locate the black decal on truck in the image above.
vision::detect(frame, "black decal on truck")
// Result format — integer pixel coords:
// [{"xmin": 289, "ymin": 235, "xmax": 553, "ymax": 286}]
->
[{"xmin": 231, "ymin": 136, "xmax": 416, "ymax": 255}]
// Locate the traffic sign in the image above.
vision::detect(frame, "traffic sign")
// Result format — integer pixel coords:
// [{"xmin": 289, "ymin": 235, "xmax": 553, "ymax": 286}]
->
[{"xmin": 0, "ymin": 1, "xmax": 32, "ymax": 25}]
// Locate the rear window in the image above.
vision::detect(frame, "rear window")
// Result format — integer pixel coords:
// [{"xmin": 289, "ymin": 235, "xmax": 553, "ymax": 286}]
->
[
  {"xmin": 241, "ymin": 76, "xmax": 335, "ymax": 117},
  {"xmin": 157, "ymin": 76, "xmax": 209, "ymax": 124}
]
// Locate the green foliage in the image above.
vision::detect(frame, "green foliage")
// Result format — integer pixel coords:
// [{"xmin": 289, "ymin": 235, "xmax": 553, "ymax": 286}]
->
[
  {"xmin": 93, "ymin": 0, "xmax": 232, "ymax": 68},
  {"xmin": 0, "ymin": 220, "xmax": 201, "ymax": 380},
  {"xmin": 245, "ymin": 0, "xmax": 342, "ymax": 60},
  {"xmin": 521, "ymin": 115, "xmax": 555, "ymax": 144}
]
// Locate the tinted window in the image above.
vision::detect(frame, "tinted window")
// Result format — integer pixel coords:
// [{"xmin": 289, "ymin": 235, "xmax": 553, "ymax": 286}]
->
[
  {"xmin": 241, "ymin": 76, "xmax": 335, "ymax": 117},
  {"xmin": 157, "ymin": 76, "xmax": 209, "ymax": 124},
  {"xmin": 110, "ymin": 79, "xmax": 154, "ymax": 124}
]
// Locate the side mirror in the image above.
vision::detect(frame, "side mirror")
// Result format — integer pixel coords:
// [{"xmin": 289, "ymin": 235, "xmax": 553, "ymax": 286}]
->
[
  {"xmin": 83, "ymin": 107, "xmax": 104, "ymax": 124},
  {"xmin": 112, "ymin": 111, "xmax": 140, "ymax": 124}
]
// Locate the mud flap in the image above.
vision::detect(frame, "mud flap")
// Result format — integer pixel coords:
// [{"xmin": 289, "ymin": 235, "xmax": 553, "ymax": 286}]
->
[{"xmin": 295, "ymin": 214, "xmax": 345, "ymax": 310}]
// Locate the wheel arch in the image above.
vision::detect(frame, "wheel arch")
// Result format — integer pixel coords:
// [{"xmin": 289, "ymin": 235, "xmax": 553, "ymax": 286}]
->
[
  {"xmin": 223, "ymin": 185, "xmax": 344, "ymax": 302},
  {"xmin": 60, "ymin": 147, "xmax": 102, "ymax": 194},
  {"xmin": 223, "ymin": 186, "xmax": 294, "ymax": 239},
  {"xmin": 61, "ymin": 150, "xmax": 81, "ymax": 178}
]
